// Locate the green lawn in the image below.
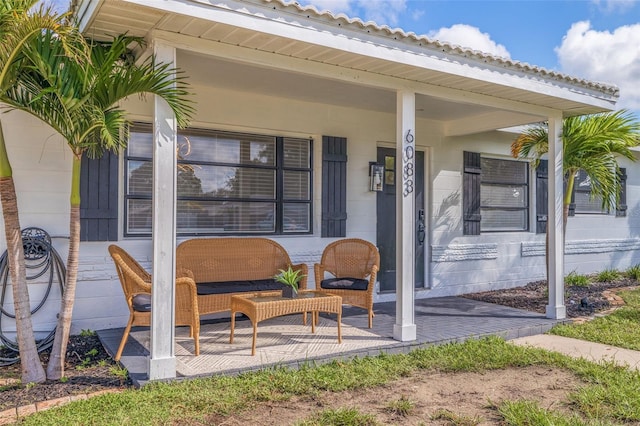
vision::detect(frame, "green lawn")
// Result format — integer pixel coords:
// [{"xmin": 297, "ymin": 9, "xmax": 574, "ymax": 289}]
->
[
  {"xmin": 15, "ymin": 285, "xmax": 640, "ymax": 425},
  {"xmin": 17, "ymin": 336, "xmax": 640, "ymax": 426},
  {"xmin": 551, "ymin": 287, "xmax": 640, "ymax": 350}
]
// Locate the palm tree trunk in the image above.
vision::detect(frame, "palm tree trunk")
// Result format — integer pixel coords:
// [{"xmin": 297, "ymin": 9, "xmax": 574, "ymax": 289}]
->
[
  {"xmin": 46, "ymin": 155, "xmax": 81, "ymax": 380},
  {"xmin": 0, "ymin": 122, "xmax": 46, "ymax": 384},
  {"xmin": 563, "ymin": 173, "xmax": 575, "ymax": 233}
]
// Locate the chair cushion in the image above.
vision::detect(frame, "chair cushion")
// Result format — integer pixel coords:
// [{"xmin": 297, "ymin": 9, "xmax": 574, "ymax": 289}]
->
[
  {"xmin": 132, "ymin": 293, "xmax": 152, "ymax": 312},
  {"xmin": 320, "ymin": 277, "xmax": 369, "ymax": 291},
  {"xmin": 196, "ymin": 279, "xmax": 284, "ymax": 295}
]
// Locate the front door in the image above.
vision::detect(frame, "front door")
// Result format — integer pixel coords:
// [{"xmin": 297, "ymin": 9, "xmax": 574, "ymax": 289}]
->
[{"xmin": 376, "ymin": 147, "xmax": 425, "ymax": 292}]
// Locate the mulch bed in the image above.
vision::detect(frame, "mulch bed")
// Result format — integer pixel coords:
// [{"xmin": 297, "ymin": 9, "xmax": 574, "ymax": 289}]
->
[
  {"xmin": 1, "ymin": 278, "xmax": 636, "ymax": 413},
  {"xmin": 462, "ymin": 277, "xmax": 637, "ymax": 318},
  {"xmin": 0, "ymin": 335, "xmax": 132, "ymax": 412}
]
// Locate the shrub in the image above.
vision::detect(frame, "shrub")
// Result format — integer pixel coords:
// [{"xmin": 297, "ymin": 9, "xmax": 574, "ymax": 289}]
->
[
  {"xmin": 565, "ymin": 271, "xmax": 590, "ymax": 287},
  {"xmin": 626, "ymin": 264, "xmax": 640, "ymax": 280},
  {"xmin": 596, "ymin": 268, "xmax": 621, "ymax": 283}
]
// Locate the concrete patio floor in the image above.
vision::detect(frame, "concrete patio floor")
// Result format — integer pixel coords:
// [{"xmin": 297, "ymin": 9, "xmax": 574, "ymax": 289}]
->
[{"xmin": 97, "ymin": 296, "xmax": 566, "ymax": 386}]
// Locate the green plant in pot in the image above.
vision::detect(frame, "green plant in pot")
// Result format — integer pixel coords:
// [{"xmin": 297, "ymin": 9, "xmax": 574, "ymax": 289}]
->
[{"xmin": 275, "ymin": 266, "xmax": 305, "ymax": 298}]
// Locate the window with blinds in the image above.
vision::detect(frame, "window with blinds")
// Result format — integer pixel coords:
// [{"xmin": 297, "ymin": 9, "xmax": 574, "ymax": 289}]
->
[
  {"xmin": 480, "ymin": 157, "xmax": 529, "ymax": 232},
  {"xmin": 125, "ymin": 124, "xmax": 312, "ymax": 236},
  {"xmin": 573, "ymin": 169, "xmax": 607, "ymax": 214}
]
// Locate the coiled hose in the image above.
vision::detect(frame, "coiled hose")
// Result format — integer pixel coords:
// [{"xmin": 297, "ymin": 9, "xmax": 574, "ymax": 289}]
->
[{"xmin": 0, "ymin": 228, "xmax": 65, "ymax": 366}]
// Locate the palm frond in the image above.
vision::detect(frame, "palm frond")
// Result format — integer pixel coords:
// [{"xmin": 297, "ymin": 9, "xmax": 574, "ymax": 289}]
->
[
  {"xmin": 510, "ymin": 110, "xmax": 640, "ymax": 211},
  {"xmin": 511, "ymin": 124, "xmax": 548, "ymax": 161},
  {"xmin": 88, "ymin": 36, "xmax": 194, "ymax": 127},
  {"xmin": 0, "ymin": 3, "xmax": 87, "ymax": 90},
  {"xmin": 4, "ymin": 30, "xmax": 194, "ymax": 159}
]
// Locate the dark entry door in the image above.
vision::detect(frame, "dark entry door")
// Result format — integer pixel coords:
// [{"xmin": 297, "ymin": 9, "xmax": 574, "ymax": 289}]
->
[{"xmin": 376, "ymin": 147, "xmax": 425, "ymax": 292}]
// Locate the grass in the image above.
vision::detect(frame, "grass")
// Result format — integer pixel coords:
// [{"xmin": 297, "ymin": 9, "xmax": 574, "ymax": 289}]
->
[
  {"xmin": 18, "ymin": 336, "xmax": 640, "ymax": 425},
  {"xmin": 595, "ymin": 268, "xmax": 621, "ymax": 283},
  {"xmin": 15, "ymin": 271, "xmax": 640, "ymax": 425},
  {"xmin": 430, "ymin": 409, "xmax": 483, "ymax": 425},
  {"xmin": 109, "ymin": 365, "xmax": 129, "ymax": 385},
  {"xmin": 626, "ymin": 264, "xmax": 640, "ymax": 280},
  {"xmin": 384, "ymin": 395, "xmax": 415, "ymax": 416},
  {"xmin": 565, "ymin": 270, "xmax": 590, "ymax": 287},
  {"xmin": 497, "ymin": 400, "xmax": 599, "ymax": 426},
  {"xmin": 551, "ymin": 287, "xmax": 640, "ymax": 351},
  {"xmin": 297, "ymin": 408, "xmax": 380, "ymax": 425}
]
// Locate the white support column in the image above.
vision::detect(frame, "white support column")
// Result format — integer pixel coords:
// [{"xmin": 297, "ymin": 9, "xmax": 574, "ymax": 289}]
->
[
  {"xmin": 149, "ymin": 40, "xmax": 177, "ymax": 380},
  {"xmin": 393, "ymin": 90, "xmax": 417, "ymax": 341},
  {"xmin": 546, "ymin": 114, "xmax": 566, "ymax": 319}
]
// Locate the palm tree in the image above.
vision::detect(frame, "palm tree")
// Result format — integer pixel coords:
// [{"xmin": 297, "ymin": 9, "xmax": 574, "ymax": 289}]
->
[
  {"xmin": 512, "ymin": 110, "xmax": 640, "ymax": 227},
  {"xmin": 0, "ymin": 0, "xmax": 86, "ymax": 384},
  {"xmin": 6, "ymin": 31, "xmax": 194, "ymax": 379},
  {"xmin": 511, "ymin": 110, "xmax": 640, "ymax": 273}
]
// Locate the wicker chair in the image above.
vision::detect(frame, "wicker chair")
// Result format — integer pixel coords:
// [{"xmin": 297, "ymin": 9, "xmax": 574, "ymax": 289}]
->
[
  {"xmin": 108, "ymin": 245, "xmax": 200, "ymax": 361},
  {"xmin": 314, "ymin": 239, "xmax": 380, "ymax": 328}
]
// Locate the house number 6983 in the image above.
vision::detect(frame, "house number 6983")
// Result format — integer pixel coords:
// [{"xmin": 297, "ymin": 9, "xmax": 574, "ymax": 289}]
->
[{"xmin": 403, "ymin": 129, "xmax": 414, "ymax": 197}]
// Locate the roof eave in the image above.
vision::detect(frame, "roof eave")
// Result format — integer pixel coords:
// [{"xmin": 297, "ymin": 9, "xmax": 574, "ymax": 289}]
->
[{"xmin": 74, "ymin": 0, "xmax": 104, "ymax": 33}]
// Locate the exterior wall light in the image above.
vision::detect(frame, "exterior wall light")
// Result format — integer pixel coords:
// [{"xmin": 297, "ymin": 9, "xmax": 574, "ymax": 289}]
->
[{"xmin": 369, "ymin": 162, "xmax": 384, "ymax": 192}]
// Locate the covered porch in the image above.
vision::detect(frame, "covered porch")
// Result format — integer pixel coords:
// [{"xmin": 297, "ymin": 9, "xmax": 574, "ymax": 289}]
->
[
  {"xmin": 98, "ymin": 296, "xmax": 564, "ymax": 386},
  {"xmin": 74, "ymin": 0, "xmax": 619, "ymax": 381}
]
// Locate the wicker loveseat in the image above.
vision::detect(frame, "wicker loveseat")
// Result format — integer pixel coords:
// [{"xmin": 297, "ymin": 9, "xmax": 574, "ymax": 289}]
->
[{"xmin": 176, "ymin": 238, "xmax": 308, "ymax": 316}]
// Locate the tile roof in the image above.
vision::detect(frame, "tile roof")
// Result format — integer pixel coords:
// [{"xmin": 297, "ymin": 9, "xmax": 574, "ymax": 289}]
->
[{"xmin": 264, "ymin": 0, "xmax": 619, "ymax": 98}]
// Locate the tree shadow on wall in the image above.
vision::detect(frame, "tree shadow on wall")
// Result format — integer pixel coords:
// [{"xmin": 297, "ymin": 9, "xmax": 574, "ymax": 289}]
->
[{"xmin": 433, "ymin": 191, "xmax": 461, "ymax": 246}]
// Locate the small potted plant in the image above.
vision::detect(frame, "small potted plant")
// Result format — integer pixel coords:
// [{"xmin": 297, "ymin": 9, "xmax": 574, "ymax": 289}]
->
[{"xmin": 274, "ymin": 265, "xmax": 305, "ymax": 298}]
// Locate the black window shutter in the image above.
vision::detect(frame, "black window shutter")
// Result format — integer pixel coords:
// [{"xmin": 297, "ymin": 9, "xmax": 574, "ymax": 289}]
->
[
  {"xmin": 617, "ymin": 167, "xmax": 627, "ymax": 217},
  {"xmin": 536, "ymin": 159, "xmax": 548, "ymax": 234},
  {"xmin": 463, "ymin": 151, "xmax": 481, "ymax": 235},
  {"xmin": 80, "ymin": 151, "xmax": 119, "ymax": 241},
  {"xmin": 321, "ymin": 136, "xmax": 347, "ymax": 237}
]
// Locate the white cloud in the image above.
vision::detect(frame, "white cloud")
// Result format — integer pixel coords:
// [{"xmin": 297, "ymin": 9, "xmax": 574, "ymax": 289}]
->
[
  {"xmin": 428, "ymin": 24, "xmax": 511, "ymax": 59},
  {"xmin": 411, "ymin": 9, "xmax": 425, "ymax": 22},
  {"xmin": 556, "ymin": 21, "xmax": 640, "ymax": 110},
  {"xmin": 354, "ymin": 0, "xmax": 407, "ymax": 27},
  {"xmin": 591, "ymin": 0, "xmax": 637, "ymax": 13}
]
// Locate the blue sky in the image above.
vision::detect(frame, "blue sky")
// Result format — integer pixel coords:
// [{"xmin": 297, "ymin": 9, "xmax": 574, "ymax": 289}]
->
[{"xmin": 298, "ymin": 0, "xmax": 640, "ymax": 113}]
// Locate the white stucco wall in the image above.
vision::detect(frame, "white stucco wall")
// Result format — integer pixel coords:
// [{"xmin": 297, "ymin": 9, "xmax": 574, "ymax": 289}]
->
[{"xmin": 2, "ymin": 81, "xmax": 640, "ymax": 335}]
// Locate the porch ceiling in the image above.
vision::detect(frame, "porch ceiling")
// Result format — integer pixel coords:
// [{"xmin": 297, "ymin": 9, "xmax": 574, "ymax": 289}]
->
[
  {"xmin": 77, "ymin": 0, "xmax": 619, "ymax": 135},
  {"xmin": 177, "ymin": 51, "xmax": 487, "ymax": 122}
]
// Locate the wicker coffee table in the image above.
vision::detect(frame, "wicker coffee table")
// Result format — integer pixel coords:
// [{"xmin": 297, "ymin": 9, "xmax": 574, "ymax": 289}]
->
[{"xmin": 230, "ymin": 290, "xmax": 343, "ymax": 355}]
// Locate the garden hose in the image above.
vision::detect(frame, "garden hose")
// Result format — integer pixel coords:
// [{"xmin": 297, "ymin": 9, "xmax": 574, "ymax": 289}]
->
[{"xmin": 0, "ymin": 228, "xmax": 66, "ymax": 366}]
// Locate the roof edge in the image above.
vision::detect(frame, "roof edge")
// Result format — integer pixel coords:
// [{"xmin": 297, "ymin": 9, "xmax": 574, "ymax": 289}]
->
[{"xmin": 261, "ymin": 0, "xmax": 619, "ymax": 99}]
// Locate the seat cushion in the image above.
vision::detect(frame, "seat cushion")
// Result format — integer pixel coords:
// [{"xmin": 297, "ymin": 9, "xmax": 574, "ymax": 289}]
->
[
  {"xmin": 320, "ymin": 277, "xmax": 369, "ymax": 291},
  {"xmin": 196, "ymin": 279, "xmax": 284, "ymax": 295},
  {"xmin": 132, "ymin": 293, "xmax": 152, "ymax": 312}
]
